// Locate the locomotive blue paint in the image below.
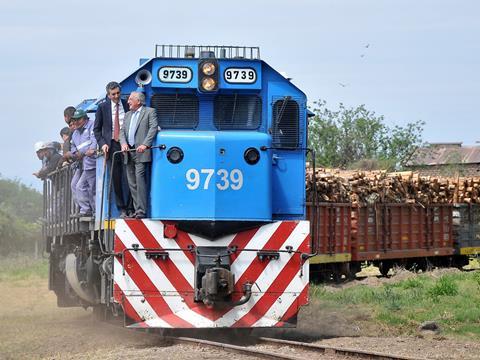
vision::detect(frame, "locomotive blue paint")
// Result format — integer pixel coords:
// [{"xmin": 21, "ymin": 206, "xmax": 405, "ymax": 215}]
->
[
  {"xmin": 94, "ymin": 46, "xmax": 308, "ymax": 228},
  {"xmin": 262, "ymin": 64, "xmax": 307, "ymax": 219},
  {"xmin": 150, "ymin": 131, "xmax": 272, "ymax": 220},
  {"xmin": 94, "ymin": 158, "xmax": 120, "ymax": 226}
]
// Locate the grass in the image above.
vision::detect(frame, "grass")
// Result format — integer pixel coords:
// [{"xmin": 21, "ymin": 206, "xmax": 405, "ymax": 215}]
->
[
  {"xmin": 0, "ymin": 255, "xmax": 49, "ymax": 281},
  {"xmin": 311, "ymin": 271, "xmax": 480, "ymax": 339}
]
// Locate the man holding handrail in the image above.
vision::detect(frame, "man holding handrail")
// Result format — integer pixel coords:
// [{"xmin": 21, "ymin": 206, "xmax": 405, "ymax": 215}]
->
[
  {"xmin": 94, "ymin": 81, "xmax": 132, "ymax": 218},
  {"xmin": 68, "ymin": 109, "xmax": 97, "ymax": 217},
  {"xmin": 119, "ymin": 92, "xmax": 158, "ymax": 219}
]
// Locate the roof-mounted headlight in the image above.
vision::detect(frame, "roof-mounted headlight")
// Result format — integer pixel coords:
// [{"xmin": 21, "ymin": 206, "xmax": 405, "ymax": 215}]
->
[
  {"xmin": 201, "ymin": 62, "xmax": 216, "ymax": 76},
  {"xmin": 201, "ymin": 78, "xmax": 217, "ymax": 91},
  {"xmin": 198, "ymin": 59, "xmax": 218, "ymax": 92}
]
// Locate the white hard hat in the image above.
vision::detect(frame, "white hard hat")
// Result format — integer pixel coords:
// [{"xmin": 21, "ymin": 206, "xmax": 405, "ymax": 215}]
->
[{"xmin": 34, "ymin": 141, "xmax": 45, "ymax": 152}]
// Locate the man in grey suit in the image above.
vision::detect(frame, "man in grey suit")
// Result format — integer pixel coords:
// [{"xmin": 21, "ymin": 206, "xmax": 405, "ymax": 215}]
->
[{"xmin": 120, "ymin": 91, "xmax": 158, "ymax": 218}]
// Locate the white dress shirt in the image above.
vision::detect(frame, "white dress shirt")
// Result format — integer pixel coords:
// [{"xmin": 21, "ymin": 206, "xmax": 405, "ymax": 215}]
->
[{"xmin": 111, "ymin": 100, "xmax": 125, "ymax": 136}]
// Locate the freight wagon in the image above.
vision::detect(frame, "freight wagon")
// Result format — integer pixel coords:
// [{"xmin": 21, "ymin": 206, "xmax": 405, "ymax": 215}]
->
[{"xmin": 307, "ymin": 202, "xmax": 476, "ymax": 281}]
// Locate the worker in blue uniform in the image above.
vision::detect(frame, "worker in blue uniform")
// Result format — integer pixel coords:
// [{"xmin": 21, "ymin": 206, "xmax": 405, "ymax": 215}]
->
[{"xmin": 69, "ymin": 109, "xmax": 97, "ymax": 217}]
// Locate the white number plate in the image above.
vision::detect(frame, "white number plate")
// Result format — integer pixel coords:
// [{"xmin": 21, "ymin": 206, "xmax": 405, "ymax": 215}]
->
[
  {"xmin": 224, "ymin": 68, "xmax": 256, "ymax": 84},
  {"xmin": 158, "ymin": 66, "xmax": 192, "ymax": 83},
  {"xmin": 186, "ymin": 168, "xmax": 243, "ymax": 191}
]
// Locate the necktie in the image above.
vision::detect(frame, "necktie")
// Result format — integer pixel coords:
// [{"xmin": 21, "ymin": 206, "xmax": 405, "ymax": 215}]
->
[{"xmin": 113, "ymin": 103, "xmax": 120, "ymax": 141}]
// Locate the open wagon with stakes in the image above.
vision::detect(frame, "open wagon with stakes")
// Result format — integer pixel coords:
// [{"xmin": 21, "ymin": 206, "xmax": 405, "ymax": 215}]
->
[
  {"xmin": 43, "ymin": 45, "xmax": 314, "ymax": 329},
  {"xmin": 305, "ymin": 170, "xmax": 479, "ymax": 280}
]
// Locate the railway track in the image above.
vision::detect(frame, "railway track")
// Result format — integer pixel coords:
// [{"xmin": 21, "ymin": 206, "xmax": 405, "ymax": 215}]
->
[{"xmin": 167, "ymin": 335, "xmax": 424, "ymax": 360}]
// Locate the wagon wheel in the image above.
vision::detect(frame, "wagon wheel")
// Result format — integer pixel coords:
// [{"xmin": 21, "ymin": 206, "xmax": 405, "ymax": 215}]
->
[{"xmin": 378, "ymin": 261, "xmax": 391, "ymax": 277}]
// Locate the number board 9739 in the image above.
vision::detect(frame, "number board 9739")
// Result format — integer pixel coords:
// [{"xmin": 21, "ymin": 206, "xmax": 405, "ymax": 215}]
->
[
  {"xmin": 158, "ymin": 66, "xmax": 193, "ymax": 83},
  {"xmin": 224, "ymin": 68, "xmax": 257, "ymax": 84}
]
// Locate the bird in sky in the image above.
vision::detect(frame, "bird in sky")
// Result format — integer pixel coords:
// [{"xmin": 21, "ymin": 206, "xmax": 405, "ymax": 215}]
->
[
  {"xmin": 338, "ymin": 83, "xmax": 348, "ymax": 87},
  {"xmin": 361, "ymin": 43, "xmax": 370, "ymax": 57}
]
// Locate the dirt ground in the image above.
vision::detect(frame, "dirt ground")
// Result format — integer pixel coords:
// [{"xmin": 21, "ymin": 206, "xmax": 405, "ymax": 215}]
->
[
  {"xmin": 274, "ymin": 296, "xmax": 480, "ymax": 360},
  {"xmin": 0, "ymin": 278, "xmax": 250, "ymax": 359},
  {"xmin": 1, "ymin": 275, "xmax": 480, "ymax": 359}
]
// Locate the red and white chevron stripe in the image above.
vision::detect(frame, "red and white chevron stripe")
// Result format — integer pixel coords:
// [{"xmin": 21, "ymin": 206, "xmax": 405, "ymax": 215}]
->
[{"xmin": 113, "ymin": 220, "xmax": 310, "ymax": 328}]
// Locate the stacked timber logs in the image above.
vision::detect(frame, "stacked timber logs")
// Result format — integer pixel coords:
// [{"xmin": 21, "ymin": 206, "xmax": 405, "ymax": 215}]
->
[{"xmin": 306, "ymin": 168, "xmax": 480, "ymax": 205}]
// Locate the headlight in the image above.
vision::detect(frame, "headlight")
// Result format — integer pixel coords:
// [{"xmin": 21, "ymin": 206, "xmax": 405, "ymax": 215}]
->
[
  {"xmin": 201, "ymin": 62, "xmax": 216, "ymax": 75},
  {"xmin": 201, "ymin": 77, "xmax": 217, "ymax": 91},
  {"xmin": 167, "ymin": 147, "xmax": 184, "ymax": 164},
  {"xmin": 244, "ymin": 147, "xmax": 260, "ymax": 165}
]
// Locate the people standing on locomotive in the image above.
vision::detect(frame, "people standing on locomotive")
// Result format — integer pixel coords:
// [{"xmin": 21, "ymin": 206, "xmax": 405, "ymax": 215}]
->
[
  {"xmin": 60, "ymin": 127, "xmax": 71, "ymax": 152},
  {"xmin": 59, "ymin": 127, "xmax": 73, "ymax": 167},
  {"xmin": 69, "ymin": 109, "xmax": 97, "ymax": 217},
  {"xmin": 33, "ymin": 142, "xmax": 62, "ymax": 180},
  {"xmin": 64, "ymin": 106, "xmax": 76, "ymax": 125},
  {"xmin": 93, "ymin": 81, "xmax": 132, "ymax": 218},
  {"xmin": 62, "ymin": 106, "xmax": 76, "ymax": 155},
  {"xmin": 120, "ymin": 92, "xmax": 158, "ymax": 219}
]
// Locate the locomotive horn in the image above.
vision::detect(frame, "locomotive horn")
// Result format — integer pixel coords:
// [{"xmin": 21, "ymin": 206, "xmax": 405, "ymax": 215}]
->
[{"xmin": 135, "ymin": 69, "xmax": 152, "ymax": 86}]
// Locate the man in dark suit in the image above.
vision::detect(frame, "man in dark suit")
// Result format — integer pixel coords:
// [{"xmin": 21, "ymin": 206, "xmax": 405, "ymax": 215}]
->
[
  {"xmin": 94, "ymin": 81, "xmax": 131, "ymax": 217},
  {"xmin": 120, "ymin": 91, "xmax": 158, "ymax": 219}
]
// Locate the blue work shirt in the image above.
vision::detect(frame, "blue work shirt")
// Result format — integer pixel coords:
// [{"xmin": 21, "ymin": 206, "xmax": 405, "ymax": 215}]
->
[{"xmin": 71, "ymin": 119, "xmax": 97, "ymax": 170}]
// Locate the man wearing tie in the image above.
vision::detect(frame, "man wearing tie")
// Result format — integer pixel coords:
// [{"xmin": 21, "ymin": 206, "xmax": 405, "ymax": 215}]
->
[
  {"xmin": 93, "ymin": 81, "xmax": 131, "ymax": 217},
  {"xmin": 120, "ymin": 91, "xmax": 158, "ymax": 219}
]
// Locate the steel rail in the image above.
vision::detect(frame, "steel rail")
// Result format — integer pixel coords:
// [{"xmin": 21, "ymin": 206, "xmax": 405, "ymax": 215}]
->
[
  {"xmin": 99, "ymin": 318, "xmax": 426, "ymax": 360},
  {"xmin": 165, "ymin": 336, "xmax": 302, "ymax": 360},
  {"xmin": 257, "ymin": 337, "xmax": 424, "ymax": 360},
  {"xmin": 165, "ymin": 335, "xmax": 426, "ymax": 360}
]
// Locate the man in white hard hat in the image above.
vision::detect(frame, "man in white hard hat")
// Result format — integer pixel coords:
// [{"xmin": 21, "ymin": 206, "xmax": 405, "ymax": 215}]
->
[{"xmin": 33, "ymin": 142, "xmax": 62, "ymax": 180}]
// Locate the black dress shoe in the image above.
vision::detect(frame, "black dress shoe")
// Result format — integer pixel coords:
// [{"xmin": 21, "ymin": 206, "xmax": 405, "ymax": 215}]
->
[
  {"xmin": 135, "ymin": 212, "xmax": 146, "ymax": 219},
  {"xmin": 125, "ymin": 211, "xmax": 136, "ymax": 219}
]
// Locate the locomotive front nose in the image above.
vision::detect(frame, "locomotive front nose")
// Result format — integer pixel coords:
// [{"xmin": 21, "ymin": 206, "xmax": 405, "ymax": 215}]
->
[{"xmin": 150, "ymin": 131, "xmax": 272, "ymax": 237}]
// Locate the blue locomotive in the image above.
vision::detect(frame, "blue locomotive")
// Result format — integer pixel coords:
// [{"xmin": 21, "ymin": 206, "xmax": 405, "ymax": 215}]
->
[{"xmin": 46, "ymin": 45, "xmax": 311, "ymax": 328}]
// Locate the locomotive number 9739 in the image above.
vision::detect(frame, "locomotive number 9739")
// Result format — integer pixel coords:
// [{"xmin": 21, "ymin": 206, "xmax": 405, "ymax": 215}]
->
[
  {"xmin": 186, "ymin": 168, "xmax": 243, "ymax": 190},
  {"xmin": 224, "ymin": 68, "xmax": 256, "ymax": 84},
  {"xmin": 159, "ymin": 66, "xmax": 193, "ymax": 83}
]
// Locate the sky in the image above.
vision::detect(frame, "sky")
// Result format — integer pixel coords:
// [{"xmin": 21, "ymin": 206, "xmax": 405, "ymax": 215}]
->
[{"xmin": 0, "ymin": 0, "xmax": 478, "ymax": 189}]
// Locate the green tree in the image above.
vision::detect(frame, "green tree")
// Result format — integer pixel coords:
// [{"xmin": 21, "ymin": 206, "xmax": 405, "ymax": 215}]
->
[
  {"xmin": 308, "ymin": 100, "xmax": 425, "ymax": 170},
  {"xmin": 0, "ymin": 176, "xmax": 42, "ymax": 255}
]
